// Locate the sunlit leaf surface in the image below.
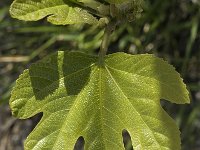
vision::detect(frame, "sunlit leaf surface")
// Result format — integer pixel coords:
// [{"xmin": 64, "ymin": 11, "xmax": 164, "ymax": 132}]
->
[
  {"xmin": 10, "ymin": 51, "xmax": 189, "ymax": 150},
  {"xmin": 10, "ymin": 0, "xmax": 98, "ymax": 25}
]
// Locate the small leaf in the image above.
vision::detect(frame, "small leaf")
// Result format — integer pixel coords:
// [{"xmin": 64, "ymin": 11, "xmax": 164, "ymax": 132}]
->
[
  {"xmin": 10, "ymin": 0, "xmax": 98, "ymax": 25},
  {"xmin": 108, "ymin": 0, "xmax": 144, "ymax": 22},
  {"xmin": 10, "ymin": 51, "xmax": 190, "ymax": 150}
]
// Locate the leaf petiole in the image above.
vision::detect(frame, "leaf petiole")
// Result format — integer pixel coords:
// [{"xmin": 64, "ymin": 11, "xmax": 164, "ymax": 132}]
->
[{"xmin": 98, "ymin": 20, "xmax": 116, "ymax": 65}]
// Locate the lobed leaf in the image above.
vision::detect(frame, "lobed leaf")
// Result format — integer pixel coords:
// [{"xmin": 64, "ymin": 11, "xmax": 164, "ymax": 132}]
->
[
  {"xmin": 10, "ymin": 51, "xmax": 190, "ymax": 150},
  {"xmin": 10, "ymin": 0, "xmax": 98, "ymax": 25}
]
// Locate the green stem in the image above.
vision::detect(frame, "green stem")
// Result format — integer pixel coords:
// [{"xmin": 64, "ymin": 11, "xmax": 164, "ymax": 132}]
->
[
  {"xmin": 69, "ymin": 0, "xmax": 104, "ymax": 18},
  {"xmin": 98, "ymin": 20, "xmax": 116, "ymax": 65}
]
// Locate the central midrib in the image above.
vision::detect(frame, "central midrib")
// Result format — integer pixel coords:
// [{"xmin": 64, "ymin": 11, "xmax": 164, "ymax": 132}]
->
[{"xmin": 104, "ymin": 64, "xmax": 162, "ymax": 149}]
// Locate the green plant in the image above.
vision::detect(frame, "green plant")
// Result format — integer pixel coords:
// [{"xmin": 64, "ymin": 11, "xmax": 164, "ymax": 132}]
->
[{"xmin": 9, "ymin": 0, "xmax": 190, "ymax": 149}]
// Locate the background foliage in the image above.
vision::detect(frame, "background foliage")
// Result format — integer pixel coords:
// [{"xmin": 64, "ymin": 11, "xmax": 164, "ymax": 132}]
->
[{"xmin": 0, "ymin": 0, "xmax": 200, "ymax": 149}]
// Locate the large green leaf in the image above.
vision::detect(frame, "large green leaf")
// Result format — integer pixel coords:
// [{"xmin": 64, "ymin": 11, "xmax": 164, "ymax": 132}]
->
[
  {"xmin": 10, "ymin": 0, "xmax": 98, "ymax": 25},
  {"xmin": 10, "ymin": 51, "xmax": 189, "ymax": 150}
]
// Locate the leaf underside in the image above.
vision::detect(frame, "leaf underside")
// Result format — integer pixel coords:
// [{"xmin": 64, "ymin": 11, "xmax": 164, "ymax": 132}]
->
[{"xmin": 10, "ymin": 51, "xmax": 189, "ymax": 150}]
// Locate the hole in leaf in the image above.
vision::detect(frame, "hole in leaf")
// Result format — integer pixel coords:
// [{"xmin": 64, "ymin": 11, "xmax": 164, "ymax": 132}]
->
[
  {"xmin": 122, "ymin": 129, "xmax": 134, "ymax": 150},
  {"xmin": 30, "ymin": 112, "xmax": 43, "ymax": 129},
  {"xmin": 20, "ymin": 112, "xmax": 43, "ymax": 143},
  {"xmin": 160, "ymin": 99, "xmax": 177, "ymax": 118},
  {"xmin": 74, "ymin": 136, "xmax": 85, "ymax": 150}
]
